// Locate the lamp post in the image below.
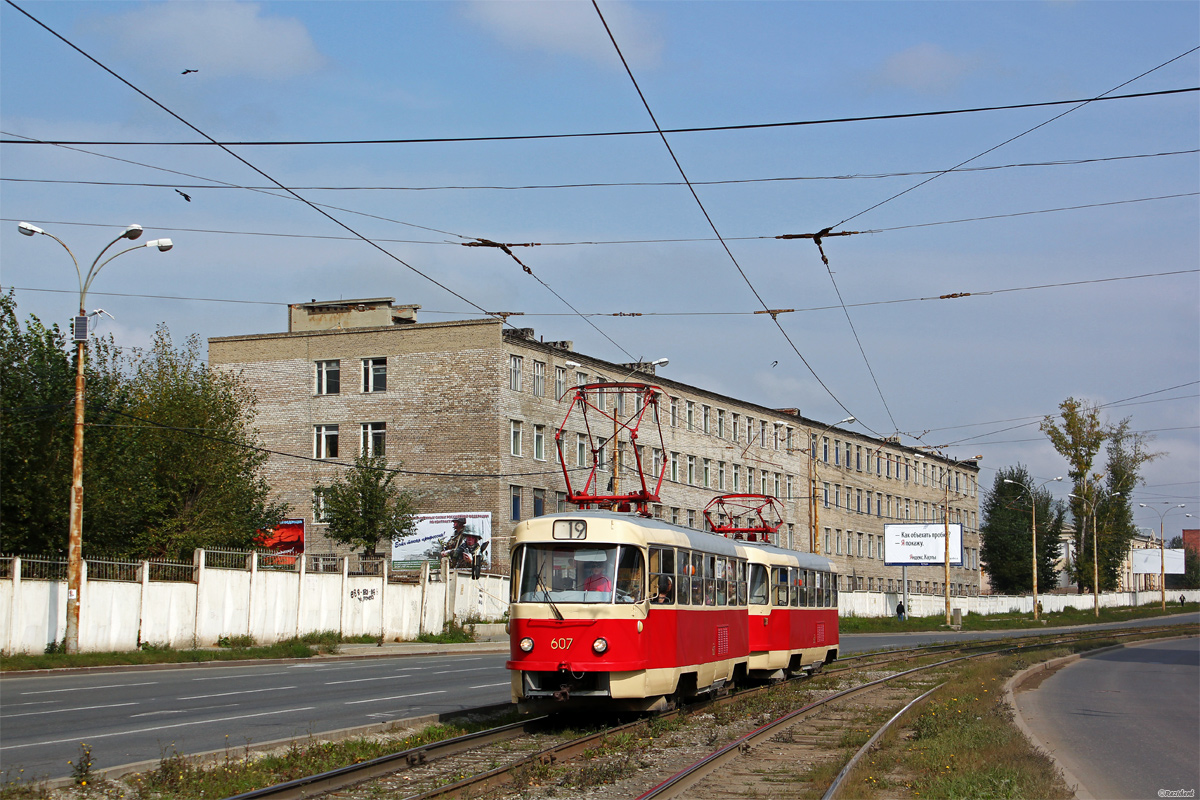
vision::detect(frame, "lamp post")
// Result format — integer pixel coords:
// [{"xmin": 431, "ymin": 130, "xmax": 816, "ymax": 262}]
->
[
  {"xmin": 809, "ymin": 416, "xmax": 855, "ymax": 553},
  {"xmin": 939, "ymin": 455, "xmax": 982, "ymax": 625},
  {"xmin": 17, "ymin": 222, "xmax": 173, "ymax": 654},
  {"xmin": 1003, "ymin": 476, "xmax": 1063, "ymax": 620},
  {"xmin": 1137, "ymin": 502, "xmax": 1187, "ymax": 610}
]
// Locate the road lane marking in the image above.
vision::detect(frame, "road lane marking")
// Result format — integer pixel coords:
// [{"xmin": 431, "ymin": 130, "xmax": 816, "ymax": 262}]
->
[
  {"xmin": 19, "ymin": 681, "xmax": 157, "ymax": 695},
  {"xmin": 438, "ymin": 668, "xmax": 493, "ymax": 674},
  {"xmin": 0, "ymin": 707, "xmax": 317, "ymax": 751},
  {"xmin": 2, "ymin": 702, "xmax": 138, "ymax": 719},
  {"xmin": 323, "ymin": 673, "xmax": 418, "ymax": 685},
  {"xmin": 178, "ymin": 685, "xmax": 297, "ymax": 700},
  {"xmin": 131, "ymin": 704, "xmax": 238, "ymax": 718},
  {"xmin": 467, "ymin": 682, "xmax": 511, "ymax": 689},
  {"xmin": 191, "ymin": 671, "xmax": 290, "ymax": 681},
  {"xmin": 344, "ymin": 690, "xmax": 446, "ymax": 705}
]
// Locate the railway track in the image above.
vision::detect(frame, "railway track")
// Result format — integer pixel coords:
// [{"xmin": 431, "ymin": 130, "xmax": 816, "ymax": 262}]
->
[{"xmin": 223, "ymin": 623, "xmax": 1193, "ymax": 800}]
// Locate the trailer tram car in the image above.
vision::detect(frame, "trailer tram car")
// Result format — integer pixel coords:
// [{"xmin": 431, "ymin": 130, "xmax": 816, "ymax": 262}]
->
[{"xmin": 507, "ymin": 510, "xmax": 839, "ymax": 713}]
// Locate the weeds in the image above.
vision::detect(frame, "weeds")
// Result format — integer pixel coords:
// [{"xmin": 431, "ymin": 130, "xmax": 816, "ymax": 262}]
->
[{"xmin": 414, "ymin": 621, "xmax": 476, "ymax": 644}]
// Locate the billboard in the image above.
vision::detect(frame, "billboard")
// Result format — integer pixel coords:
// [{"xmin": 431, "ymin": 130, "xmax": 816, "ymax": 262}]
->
[
  {"xmin": 884, "ymin": 523, "xmax": 963, "ymax": 566},
  {"xmin": 1132, "ymin": 548, "xmax": 1186, "ymax": 575},
  {"xmin": 392, "ymin": 512, "xmax": 492, "ymax": 565}
]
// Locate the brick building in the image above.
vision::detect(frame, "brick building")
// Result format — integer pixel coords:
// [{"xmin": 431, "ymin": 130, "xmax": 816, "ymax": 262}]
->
[{"xmin": 208, "ymin": 298, "xmax": 982, "ymax": 595}]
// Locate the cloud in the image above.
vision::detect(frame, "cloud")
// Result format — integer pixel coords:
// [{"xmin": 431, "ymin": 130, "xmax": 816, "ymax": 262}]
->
[
  {"xmin": 461, "ymin": 0, "xmax": 662, "ymax": 70},
  {"xmin": 96, "ymin": 2, "xmax": 326, "ymax": 79},
  {"xmin": 870, "ymin": 43, "xmax": 977, "ymax": 94}
]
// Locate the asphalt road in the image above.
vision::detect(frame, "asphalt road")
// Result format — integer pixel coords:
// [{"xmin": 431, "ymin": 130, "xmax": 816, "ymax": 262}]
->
[
  {"xmin": 2, "ymin": 612, "xmax": 1194, "ymax": 782},
  {"xmin": 1015, "ymin": 637, "xmax": 1200, "ymax": 800},
  {"xmin": 0, "ymin": 652, "xmax": 513, "ymax": 781}
]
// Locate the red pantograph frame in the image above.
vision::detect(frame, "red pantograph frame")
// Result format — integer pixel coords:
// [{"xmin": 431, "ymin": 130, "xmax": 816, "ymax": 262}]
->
[{"xmin": 703, "ymin": 494, "xmax": 783, "ymax": 543}]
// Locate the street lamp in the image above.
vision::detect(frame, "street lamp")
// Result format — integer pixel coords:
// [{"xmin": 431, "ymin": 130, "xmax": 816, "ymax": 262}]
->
[
  {"xmin": 1138, "ymin": 502, "xmax": 1187, "ymax": 610},
  {"xmin": 937, "ymin": 454, "xmax": 982, "ymax": 625},
  {"xmin": 809, "ymin": 416, "xmax": 855, "ymax": 553},
  {"xmin": 1003, "ymin": 476, "xmax": 1063, "ymax": 620},
  {"xmin": 17, "ymin": 222, "xmax": 173, "ymax": 654}
]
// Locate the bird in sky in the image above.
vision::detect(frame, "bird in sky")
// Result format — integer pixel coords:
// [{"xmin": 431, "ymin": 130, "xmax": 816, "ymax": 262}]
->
[
  {"xmin": 771, "ymin": 361, "xmax": 778, "ymax": 368},
  {"xmin": 175, "ymin": 189, "xmax": 192, "ymax": 202},
  {"xmin": 181, "ymin": 69, "xmax": 198, "ymax": 75}
]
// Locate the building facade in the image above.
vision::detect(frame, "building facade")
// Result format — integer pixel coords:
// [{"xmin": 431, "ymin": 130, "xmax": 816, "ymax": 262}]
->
[{"xmin": 209, "ymin": 299, "xmax": 982, "ymax": 596}]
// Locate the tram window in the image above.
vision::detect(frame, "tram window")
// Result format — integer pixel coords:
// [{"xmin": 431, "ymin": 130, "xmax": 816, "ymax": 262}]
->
[
  {"xmin": 692, "ymin": 552, "xmax": 706, "ymax": 605},
  {"xmin": 615, "ymin": 546, "xmax": 645, "ymax": 603},
  {"xmin": 736, "ymin": 559, "xmax": 748, "ymax": 605},
  {"xmin": 650, "ymin": 546, "xmax": 675, "ymax": 604},
  {"xmin": 676, "ymin": 549, "xmax": 691, "ymax": 605},
  {"xmin": 790, "ymin": 568, "xmax": 800, "ymax": 607},
  {"xmin": 704, "ymin": 555, "xmax": 717, "ymax": 606},
  {"xmin": 711, "ymin": 557, "xmax": 723, "ymax": 605},
  {"xmin": 749, "ymin": 564, "xmax": 769, "ymax": 604},
  {"xmin": 773, "ymin": 567, "xmax": 788, "ymax": 606},
  {"xmin": 510, "ymin": 545, "xmax": 525, "ymax": 602},
  {"xmin": 813, "ymin": 571, "xmax": 822, "ymax": 607},
  {"xmin": 807, "ymin": 570, "xmax": 815, "ymax": 607}
]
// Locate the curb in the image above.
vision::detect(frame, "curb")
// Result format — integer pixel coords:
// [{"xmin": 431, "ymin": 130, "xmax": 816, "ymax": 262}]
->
[{"xmin": 1004, "ymin": 634, "xmax": 1197, "ymax": 800}]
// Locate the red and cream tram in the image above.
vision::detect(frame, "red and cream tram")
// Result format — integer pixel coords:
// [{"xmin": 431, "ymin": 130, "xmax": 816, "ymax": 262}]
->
[{"xmin": 507, "ymin": 510, "xmax": 839, "ymax": 713}]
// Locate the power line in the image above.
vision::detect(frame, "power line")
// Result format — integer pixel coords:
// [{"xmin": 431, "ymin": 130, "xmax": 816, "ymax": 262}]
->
[
  {"xmin": 10, "ymin": 267, "xmax": 1194, "ymax": 315},
  {"xmin": 2, "ymin": 87, "xmax": 1194, "ymax": 147},
  {"xmin": 4, "ymin": 149, "xmax": 1193, "ymax": 192},
  {"xmin": 834, "ymin": 47, "xmax": 1200, "ymax": 228},
  {"xmin": 591, "ymin": 0, "xmax": 867, "ymax": 434}
]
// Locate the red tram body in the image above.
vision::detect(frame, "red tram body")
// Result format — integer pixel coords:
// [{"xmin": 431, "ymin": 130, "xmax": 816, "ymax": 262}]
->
[{"xmin": 507, "ymin": 511, "xmax": 839, "ymax": 713}]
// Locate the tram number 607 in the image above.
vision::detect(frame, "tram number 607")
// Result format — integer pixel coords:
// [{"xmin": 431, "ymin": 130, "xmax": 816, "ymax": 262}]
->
[{"xmin": 550, "ymin": 637, "xmax": 573, "ymax": 650}]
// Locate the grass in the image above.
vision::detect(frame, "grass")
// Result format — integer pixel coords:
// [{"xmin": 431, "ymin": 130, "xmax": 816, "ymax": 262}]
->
[{"xmin": 838, "ymin": 600, "xmax": 1196, "ymax": 634}]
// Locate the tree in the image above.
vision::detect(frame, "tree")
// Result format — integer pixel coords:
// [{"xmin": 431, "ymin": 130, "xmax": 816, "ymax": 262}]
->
[
  {"xmin": 0, "ymin": 292, "xmax": 288, "ymax": 559},
  {"xmin": 1166, "ymin": 536, "xmax": 1200, "ymax": 591},
  {"xmin": 979, "ymin": 465, "xmax": 1064, "ymax": 594},
  {"xmin": 315, "ymin": 453, "xmax": 417, "ymax": 557}
]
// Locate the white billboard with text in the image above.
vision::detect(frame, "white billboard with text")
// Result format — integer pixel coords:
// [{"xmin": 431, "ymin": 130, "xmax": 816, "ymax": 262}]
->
[
  {"xmin": 884, "ymin": 523, "xmax": 963, "ymax": 566},
  {"xmin": 1131, "ymin": 548, "xmax": 1185, "ymax": 574}
]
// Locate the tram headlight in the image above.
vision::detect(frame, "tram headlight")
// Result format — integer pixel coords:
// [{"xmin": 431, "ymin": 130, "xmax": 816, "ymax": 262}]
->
[
  {"xmin": 519, "ymin": 637, "xmax": 534, "ymax": 653},
  {"xmin": 592, "ymin": 637, "xmax": 608, "ymax": 654}
]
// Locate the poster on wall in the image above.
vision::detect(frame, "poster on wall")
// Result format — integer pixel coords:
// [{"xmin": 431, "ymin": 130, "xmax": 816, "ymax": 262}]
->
[
  {"xmin": 392, "ymin": 512, "xmax": 492, "ymax": 566},
  {"xmin": 254, "ymin": 518, "xmax": 305, "ymax": 564},
  {"xmin": 883, "ymin": 523, "xmax": 963, "ymax": 566}
]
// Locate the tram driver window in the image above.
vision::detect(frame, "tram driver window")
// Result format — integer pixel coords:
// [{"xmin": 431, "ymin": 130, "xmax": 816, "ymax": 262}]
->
[{"xmin": 615, "ymin": 547, "xmax": 645, "ymax": 603}]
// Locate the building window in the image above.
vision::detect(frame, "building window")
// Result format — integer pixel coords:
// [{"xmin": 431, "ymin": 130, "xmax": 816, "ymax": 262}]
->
[
  {"xmin": 702, "ymin": 405, "xmax": 711, "ymax": 434},
  {"xmin": 824, "ymin": 528, "xmax": 831, "ymax": 554},
  {"xmin": 786, "ymin": 474, "xmax": 793, "ymax": 499},
  {"xmin": 823, "ymin": 482, "xmax": 830, "ymax": 507},
  {"xmin": 361, "ymin": 422, "xmax": 385, "ymax": 457},
  {"xmin": 761, "ymin": 421, "xmax": 769, "ymax": 449},
  {"xmin": 866, "ymin": 493, "xmax": 872, "ymax": 515},
  {"xmin": 555, "ymin": 366, "xmax": 567, "ymax": 399},
  {"xmin": 557, "ymin": 491, "xmax": 568, "ymax": 512},
  {"xmin": 747, "ymin": 417, "xmax": 755, "ymax": 445},
  {"xmin": 532, "ymin": 361, "xmax": 546, "ymax": 397},
  {"xmin": 856, "ymin": 488, "xmax": 863, "ymax": 513},
  {"xmin": 509, "ymin": 355, "xmax": 523, "ymax": 391},
  {"xmin": 857, "ymin": 534, "xmax": 863, "ymax": 558},
  {"xmin": 855, "ymin": 445, "xmax": 862, "ymax": 471},
  {"xmin": 533, "ymin": 488, "xmax": 545, "ymax": 517},
  {"xmin": 671, "ymin": 507, "xmax": 680, "ymax": 525},
  {"xmin": 596, "ymin": 378, "xmax": 607, "ymax": 411},
  {"xmin": 717, "ymin": 409, "xmax": 726, "ymax": 438},
  {"xmin": 835, "ymin": 529, "xmax": 842, "ymax": 555},
  {"xmin": 823, "ymin": 437, "xmax": 830, "ymax": 463},
  {"xmin": 576, "ymin": 370, "xmax": 588, "ymax": 387},
  {"xmin": 687, "ymin": 510, "xmax": 696, "ymax": 528},
  {"xmin": 834, "ymin": 440, "xmax": 840, "ymax": 465},
  {"xmin": 867, "ymin": 534, "xmax": 874, "ymax": 558},
  {"xmin": 845, "ymin": 442, "xmax": 852, "ymax": 468},
  {"xmin": 733, "ymin": 464, "xmax": 741, "ymax": 491},
  {"xmin": 315, "ymin": 360, "xmax": 340, "ymax": 395},
  {"xmin": 511, "ymin": 420, "xmax": 522, "ymax": 456},
  {"xmin": 686, "ymin": 401, "xmax": 695, "ymax": 431},
  {"xmin": 718, "ymin": 461, "xmax": 726, "ymax": 491},
  {"xmin": 671, "ymin": 452, "xmax": 680, "ymax": 482},
  {"xmin": 653, "ymin": 448, "xmax": 663, "ymax": 478},
  {"xmin": 314, "ymin": 424, "xmax": 339, "ymax": 459},
  {"xmin": 313, "ymin": 488, "xmax": 332, "ymax": 523},
  {"xmin": 687, "ymin": 456, "xmax": 696, "ymax": 486},
  {"xmin": 773, "ymin": 473, "xmax": 780, "ymax": 497},
  {"xmin": 833, "ymin": 484, "xmax": 840, "ymax": 508},
  {"xmin": 703, "ymin": 459, "xmax": 711, "ymax": 487},
  {"xmin": 597, "ymin": 437, "xmax": 607, "ymax": 469},
  {"xmin": 732, "ymin": 413, "xmax": 740, "ymax": 442},
  {"xmin": 533, "ymin": 425, "xmax": 545, "ymax": 461},
  {"xmin": 786, "ymin": 427, "xmax": 793, "ymax": 452},
  {"xmin": 510, "ymin": 486, "xmax": 521, "ymax": 521},
  {"xmin": 362, "ymin": 357, "xmax": 386, "ymax": 392},
  {"xmin": 577, "ymin": 433, "xmax": 587, "ymax": 467}
]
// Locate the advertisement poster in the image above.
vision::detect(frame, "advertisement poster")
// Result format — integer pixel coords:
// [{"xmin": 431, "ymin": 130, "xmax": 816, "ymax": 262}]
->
[
  {"xmin": 392, "ymin": 512, "xmax": 492, "ymax": 566},
  {"xmin": 1132, "ymin": 548, "xmax": 1185, "ymax": 574},
  {"xmin": 255, "ymin": 518, "xmax": 305, "ymax": 554},
  {"xmin": 883, "ymin": 523, "xmax": 963, "ymax": 566}
]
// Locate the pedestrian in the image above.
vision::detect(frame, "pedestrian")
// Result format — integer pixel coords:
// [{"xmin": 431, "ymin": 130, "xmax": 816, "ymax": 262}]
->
[
  {"xmin": 896, "ymin": 601, "xmax": 905, "ymax": 622},
  {"xmin": 1181, "ymin": 594, "xmax": 1186, "ymax": 607}
]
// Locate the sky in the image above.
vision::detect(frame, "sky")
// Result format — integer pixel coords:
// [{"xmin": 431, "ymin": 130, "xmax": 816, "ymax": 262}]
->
[{"xmin": 2, "ymin": 0, "xmax": 1197, "ymax": 541}]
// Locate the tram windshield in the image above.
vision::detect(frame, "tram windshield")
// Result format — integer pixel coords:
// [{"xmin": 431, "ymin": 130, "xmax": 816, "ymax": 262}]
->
[{"xmin": 514, "ymin": 544, "xmax": 645, "ymax": 604}]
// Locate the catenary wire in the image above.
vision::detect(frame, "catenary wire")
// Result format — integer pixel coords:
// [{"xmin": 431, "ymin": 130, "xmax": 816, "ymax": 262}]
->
[
  {"xmin": 4, "ymin": 149, "xmax": 1194, "ymax": 191},
  {"xmin": 834, "ymin": 47, "xmax": 1200, "ymax": 228},
  {"xmin": 4, "ymin": 2, "xmax": 638, "ymax": 363},
  {"xmin": 2, "ymin": 87, "xmax": 1194, "ymax": 146},
  {"xmin": 590, "ymin": 0, "xmax": 868, "ymax": 435}
]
